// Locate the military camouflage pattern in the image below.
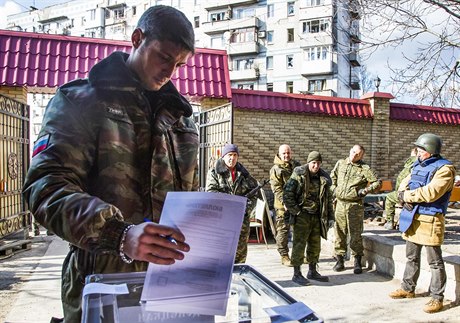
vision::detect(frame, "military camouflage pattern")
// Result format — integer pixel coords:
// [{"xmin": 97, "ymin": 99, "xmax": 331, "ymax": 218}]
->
[
  {"xmin": 386, "ymin": 156, "xmax": 416, "ymax": 221},
  {"xmin": 22, "ymin": 52, "xmax": 199, "ymax": 322},
  {"xmin": 206, "ymin": 158, "xmax": 259, "ymax": 263},
  {"xmin": 269, "ymin": 154, "xmax": 300, "ymax": 256},
  {"xmin": 395, "ymin": 156, "xmax": 417, "ymax": 191},
  {"xmin": 284, "ymin": 166, "xmax": 334, "ymax": 266},
  {"xmin": 330, "ymin": 157, "xmax": 380, "ymax": 257}
]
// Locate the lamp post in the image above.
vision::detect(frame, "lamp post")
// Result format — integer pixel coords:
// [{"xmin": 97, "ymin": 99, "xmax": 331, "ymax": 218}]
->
[{"xmin": 374, "ymin": 76, "xmax": 381, "ymax": 92}]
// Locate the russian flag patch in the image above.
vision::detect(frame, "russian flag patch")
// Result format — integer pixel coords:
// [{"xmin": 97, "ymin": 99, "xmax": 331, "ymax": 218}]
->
[{"xmin": 32, "ymin": 134, "xmax": 50, "ymax": 157}]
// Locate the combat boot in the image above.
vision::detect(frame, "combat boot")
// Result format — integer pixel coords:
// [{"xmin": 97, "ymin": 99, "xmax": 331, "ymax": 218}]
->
[
  {"xmin": 292, "ymin": 266, "xmax": 311, "ymax": 286},
  {"xmin": 307, "ymin": 263, "xmax": 329, "ymax": 282},
  {"xmin": 333, "ymin": 255, "xmax": 345, "ymax": 272},
  {"xmin": 384, "ymin": 220, "xmax": 393, "ymax": 230},
  {"xmin": 353, "ymin": 255, "xmax": 363, "ymax": 274},
  {"xmin": 281, "ymin": 255, "xmax": 293, "ymax": 267},
  {"xmin": 423, "ymin": 298, "xmax": 443, "ymax": 313}
]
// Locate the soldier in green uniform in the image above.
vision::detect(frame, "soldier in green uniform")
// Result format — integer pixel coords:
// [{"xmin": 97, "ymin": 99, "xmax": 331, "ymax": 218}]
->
[
  {"xmin": 206, "ymin": 144, "xmax": 259, "ymax": 264},
  {"xmin": 284, "ymin": 151, "xmax": 335, "ymax": 285},
  {"xmin": 384, "ymin": 148, "xmax": 417, "ymax": 229},
  {"xmin": 269, "ymin": 144, "xmax": 301, "ymax": 266},
  {"xmin": 330, "ymin": 145, "xmax": 381, "ymax": 274},
  {"xmin": 22, "ymin": 6, "xmax": 196, "ymax": 322}
]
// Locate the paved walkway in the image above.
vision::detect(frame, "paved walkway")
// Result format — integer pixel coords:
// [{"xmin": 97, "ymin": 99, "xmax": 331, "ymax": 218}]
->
[{"xmin": 2, "ymin": 208, "xmax": 460, "ymax": 322}]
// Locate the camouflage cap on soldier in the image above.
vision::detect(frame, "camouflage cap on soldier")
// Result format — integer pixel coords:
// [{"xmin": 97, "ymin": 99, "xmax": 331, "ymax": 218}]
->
[{"xmin": 307, "ymin": 151, "xmax": 322, "ymax": 163}]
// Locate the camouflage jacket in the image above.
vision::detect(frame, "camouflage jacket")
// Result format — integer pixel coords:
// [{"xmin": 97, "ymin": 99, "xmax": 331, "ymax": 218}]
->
[
  {"xmin": 205, "ymin": 158, "xmax": 259, "ymax": 216},
  {"xmin": 22, "ymin": 52, "xmax": 199, "ymax": 257},
  {"xmin": 330, "ymin": 157, "xmax": 381, "ymax": 202},
  {"xmin": 269, "ymin": 154, "xmax": 301, "ymax": 210},
  {"xmin": 395, "ymin": 156, "xmax": 416, "ymax": 190},
  {"xmin": 283, "ymin": 166, "xmax": 334, "ymax": 238}
]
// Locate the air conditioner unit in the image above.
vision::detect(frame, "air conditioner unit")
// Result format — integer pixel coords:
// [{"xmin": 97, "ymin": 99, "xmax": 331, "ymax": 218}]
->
[{"xmin": 258, "ymin": 31, "xmax": 266, "ymax": 38}]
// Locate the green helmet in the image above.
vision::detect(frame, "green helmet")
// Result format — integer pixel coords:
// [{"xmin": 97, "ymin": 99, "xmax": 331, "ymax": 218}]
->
[{"xmin": 413, "ymin": 133, "xmax": 442, "ymax": 155}]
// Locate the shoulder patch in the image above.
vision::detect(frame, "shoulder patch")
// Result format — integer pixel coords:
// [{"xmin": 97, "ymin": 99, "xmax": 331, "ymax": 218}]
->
[{"xmin": 32, "ymin": 134, "xmax": 50, "ymax": 157}]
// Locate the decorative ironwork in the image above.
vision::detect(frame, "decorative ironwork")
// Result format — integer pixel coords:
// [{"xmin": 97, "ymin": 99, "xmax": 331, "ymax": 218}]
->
[{"xmin": 8, "ymin": 152, "xmax": 18, "ymax": 179}]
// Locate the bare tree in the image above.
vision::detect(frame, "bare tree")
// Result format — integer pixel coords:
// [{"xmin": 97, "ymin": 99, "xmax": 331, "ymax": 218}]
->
[{"xmin": 356, "ymin": 0, "xmax": 460, "ymax": 108}]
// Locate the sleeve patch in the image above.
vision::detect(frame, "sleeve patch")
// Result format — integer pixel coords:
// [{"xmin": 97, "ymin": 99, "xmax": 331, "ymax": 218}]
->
[{"xmin": 32, "ymin": 134, "xmax": 50, "ymax": 157}]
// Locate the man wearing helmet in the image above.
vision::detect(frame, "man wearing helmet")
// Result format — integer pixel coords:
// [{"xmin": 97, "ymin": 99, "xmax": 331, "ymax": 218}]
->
[{"xmin": 389, "ymin": 133, "xmax": 456, "ymax": 314}]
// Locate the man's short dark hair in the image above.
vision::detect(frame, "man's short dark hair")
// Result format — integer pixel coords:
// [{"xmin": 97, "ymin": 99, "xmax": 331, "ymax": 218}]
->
[{"xmin": 137, "ymin": 5, "xmax": 195, "ymax": 53}]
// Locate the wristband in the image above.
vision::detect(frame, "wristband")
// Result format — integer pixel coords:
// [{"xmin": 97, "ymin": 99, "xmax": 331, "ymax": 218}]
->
[{"xmin": 119, "ymin": 224, "xmax": 135, "ymax": 264}]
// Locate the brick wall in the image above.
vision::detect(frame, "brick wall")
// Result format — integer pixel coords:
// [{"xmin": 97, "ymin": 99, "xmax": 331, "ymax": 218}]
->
[
  {"xmin": 0, "ymin": 86, "xmax": 27, "ymax": 104},
  {"xmin": 232, "ymin": 108, "xmax": 459, "ymax": 184}
]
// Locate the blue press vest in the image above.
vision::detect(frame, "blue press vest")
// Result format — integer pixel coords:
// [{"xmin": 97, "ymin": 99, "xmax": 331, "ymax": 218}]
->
[{"xmin": 408, "ymin": 157, "xmax": 452, "ymax": 215}]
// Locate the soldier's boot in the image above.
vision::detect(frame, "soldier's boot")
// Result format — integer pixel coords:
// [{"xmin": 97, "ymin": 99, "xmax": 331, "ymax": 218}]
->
[
  {"xmin": 423, "ymin": 298, "xmax": 443, "ymax": 313},
  {"xmin": 353, "ymin": 255, "xmax": 363, "ymax": 274},
  {"xmin": 307, "ymin": 263, "xmax": 329, "ymax": 282},
  {"xmin": 292, "ymin": 266, "xmax": 311, "ymax": 286},
  {"xmin": 384, "ymin": 219, "xmax": 394, "ymax": 230},
  {"xmin": 281, "ymin": 255, "xmax": 293, "ymax": 267},
  {"xmin": 333, "ymin": 255, "xmax": 345, "ymax": 272}
]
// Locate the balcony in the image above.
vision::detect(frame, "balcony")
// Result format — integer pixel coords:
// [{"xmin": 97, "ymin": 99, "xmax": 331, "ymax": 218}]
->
[
  {"xmin": 205, "ymin": 0, "xmax": 259, "ymax": 11},
  {"xmin": 301, "ymin": 60, "xmax": 335, "ymax": 76},
  {"xmin": 202, "ymin": 16, "xmax": 260, "ymax": 35},
  {"xmin": 229, "ymin": 68, "xmax": 259, "ymax": 81},
  {"xmin": 350, "ymin": 77, "xmax": 360, "ymax": 90},
  {"xmin": 349, "ymin": 51, "xmax": 360, "ymax": 67},
  {"xmin": 299, "ymin": 33, "xmax": 333, "ymax": 48},
  {"xmin": 227, "ymin": 41, "xmax": 259, "ymax": 56}
]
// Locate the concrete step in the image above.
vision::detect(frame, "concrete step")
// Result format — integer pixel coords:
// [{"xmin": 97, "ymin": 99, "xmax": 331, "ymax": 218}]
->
[{"xmin": 321, "ymin": 227, "xmax": 460, "ymax": 302}]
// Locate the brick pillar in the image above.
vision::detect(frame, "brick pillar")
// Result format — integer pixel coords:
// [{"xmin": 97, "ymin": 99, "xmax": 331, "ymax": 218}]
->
[
  {"xmin": 0, "ymin": 85, "xmax": 28, "ymax": 103},
  {"xmin": 360, "ymin": 92, "xmax": 394, "ymax": 179}
]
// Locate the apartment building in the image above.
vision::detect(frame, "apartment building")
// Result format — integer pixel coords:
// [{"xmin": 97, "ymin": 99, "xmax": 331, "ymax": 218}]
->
[{"xmin": 6, "ymin": 0, "xmax": 361, "ymax": 98}]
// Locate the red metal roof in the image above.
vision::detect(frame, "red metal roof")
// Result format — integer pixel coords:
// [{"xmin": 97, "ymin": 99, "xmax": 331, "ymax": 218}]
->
[
  {"xmin": 231, "ymin": 89, "xmax": 372, "ymax": 118},
  {"xmin": 0, "ymin": 30, "xmax": 231, "ymax": 100},
  {"xmin": 390, "ymin": 102, "xmax": 460, "ymax": 125}
]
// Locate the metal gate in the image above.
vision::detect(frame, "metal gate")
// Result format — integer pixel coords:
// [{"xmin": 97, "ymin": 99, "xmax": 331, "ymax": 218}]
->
[
  {"xmin": 198, "ymin": 103, "xmax": 232, "ymax": 188},
  {"xmin": 0, "ymin": 94, "xmax": 30, "ymax": 245}
]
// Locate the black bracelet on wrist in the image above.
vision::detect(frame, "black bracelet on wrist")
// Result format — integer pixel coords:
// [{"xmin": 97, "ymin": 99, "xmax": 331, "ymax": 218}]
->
[{"xmin": 119, "ymin": 224, "xmax": 136, "ymax": 264}]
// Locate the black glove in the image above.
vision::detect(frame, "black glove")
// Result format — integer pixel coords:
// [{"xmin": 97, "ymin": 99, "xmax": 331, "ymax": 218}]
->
[
  {"xmin": 397, "ymin": 191, "xmax": 405, "ymax": 204},
  {"xmin": 357, "ymin": 188, "xmax": 368, "ymax": 197},
  {"xmin": 403, "ymin": 202, "xmax": 414, "ymax": 211}
]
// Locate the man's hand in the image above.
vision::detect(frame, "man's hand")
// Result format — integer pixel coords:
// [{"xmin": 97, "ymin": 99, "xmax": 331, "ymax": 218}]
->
[
  {"xmin": 403, "ymin": 203, "xmax": 414, "ymax": 211},
  {"xmin": 398, "ymin": 191, "xmax": 405, "ymax": 204},
  {"xmin": 357, "ymin": 188, "xmax": 368, "ymax": 197},
  {"xmin": 122, "ymin": 223, "xmax": 190, "ymax": 265},
  {"xmin": 328, "ymin": 220, "xmax": 335, "ymax": 229}
]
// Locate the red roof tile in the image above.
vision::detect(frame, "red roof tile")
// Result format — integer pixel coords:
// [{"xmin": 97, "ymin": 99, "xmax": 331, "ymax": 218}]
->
[
  {"xmin": 231, "ymin": 89, "xmax": 372, "ymax": 118},
  {"xmin": 0, "ymin": 30, "xmax": 231, "ymax": 100},
  {"xmin": 390, "ymin": 102, "xmax": 460, "ymax": 125}
]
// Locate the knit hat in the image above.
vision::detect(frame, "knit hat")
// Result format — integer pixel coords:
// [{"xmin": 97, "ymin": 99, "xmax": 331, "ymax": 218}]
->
[
  {"xmin": 307, "ymin": 151, "xmax": 322, "ymax": 163},
  {"xmin": 222, "ymin": 144, "xmax": 239, "ymax": 157}
]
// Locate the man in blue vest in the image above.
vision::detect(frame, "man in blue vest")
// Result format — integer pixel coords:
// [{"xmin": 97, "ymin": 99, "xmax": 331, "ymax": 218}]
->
[{"xmin": 389, "ymin": 133, "xmax": 456, "ymax": 314}]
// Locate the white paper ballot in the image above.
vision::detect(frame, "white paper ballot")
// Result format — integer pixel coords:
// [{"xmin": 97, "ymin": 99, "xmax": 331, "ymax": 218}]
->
[
  {"xmin": 82, "ymin": 283, "xmax": 129, "ymax": 297},
  {"xmin": 141, "ymin": 191, "xmax": 247, "ymax": 316}
]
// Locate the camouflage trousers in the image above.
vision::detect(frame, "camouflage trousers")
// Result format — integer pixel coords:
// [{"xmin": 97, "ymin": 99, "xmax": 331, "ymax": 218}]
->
[
  {"xmin": 275, "ymin": 209, "xmax": 290, "ymax": 257},
  {"xmin": 291, "ymin": 212, "xmax": 322, "ymax": 266},
  {"xmin": 384, "ymin": 190, "xmax": 399, "ymax": 221},
  {"xmin": 235, "ymin": 215, "xmax": 250, "ymax": 263},
  {"xmin": 334, "ymin": 199, "xmax": 364, "ymax": 257}
]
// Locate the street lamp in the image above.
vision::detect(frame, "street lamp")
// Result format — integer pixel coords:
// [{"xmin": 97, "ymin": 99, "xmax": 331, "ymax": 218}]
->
[{"xmin": 374, "ymin": 76, "xmax": 381, "ymax": 92}]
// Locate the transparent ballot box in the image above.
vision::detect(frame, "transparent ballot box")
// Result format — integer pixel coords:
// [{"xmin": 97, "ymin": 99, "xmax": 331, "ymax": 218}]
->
[{"xmin": 82, "ymin": 264, "xmax": 322, "ymax": 323}]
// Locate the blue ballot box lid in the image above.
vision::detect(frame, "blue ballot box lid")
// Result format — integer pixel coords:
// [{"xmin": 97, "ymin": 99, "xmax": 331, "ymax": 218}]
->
[{"xmin": 82, "ymin": 264, "xmax": 322, "ymax": 323}]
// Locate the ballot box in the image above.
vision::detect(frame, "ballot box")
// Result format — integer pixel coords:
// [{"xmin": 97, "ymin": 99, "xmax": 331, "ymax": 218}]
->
[{"xmin": 82, "ymin": 264, "xmax": 322, "ymax": 323}]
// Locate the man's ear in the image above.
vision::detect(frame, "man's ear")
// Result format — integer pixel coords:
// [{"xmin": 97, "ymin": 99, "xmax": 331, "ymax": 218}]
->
[{"xmin": 131, "ymin": 28, "xmax": 143, "ymax": 49}]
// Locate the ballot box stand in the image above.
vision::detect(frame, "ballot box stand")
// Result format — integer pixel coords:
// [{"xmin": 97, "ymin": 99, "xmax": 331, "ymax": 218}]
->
[{"xmin": 82, "ymin": 264, "xmax": 322, "ymax": 323}]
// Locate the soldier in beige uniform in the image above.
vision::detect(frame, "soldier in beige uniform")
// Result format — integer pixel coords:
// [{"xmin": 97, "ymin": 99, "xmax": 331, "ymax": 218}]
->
[
  {"xmin": 389, "ymin": 133, "xmax": 456, "ymax": 314},
  {"xmin": 269, "ymin": 144, "xmax": 300, "ymax": 266}
]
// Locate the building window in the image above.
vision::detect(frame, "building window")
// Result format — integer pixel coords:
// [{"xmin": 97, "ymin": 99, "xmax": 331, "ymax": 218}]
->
[
  {"xmin": 234, "ymin": 8, "xmax": 255, "ymax": 19},
  {"xmin": 267, "ymin": 30, "xmax": 274, "ymax": 44},
  {"xmin": 287, "ymin": 28, "xmax": 294, "ymax": 42},
  {"xmin": 267, "ymin": 83, "xmax": 273, "ymax": 92},
  {"xmin": 113, "ymin": 8, "xmax": 125, "ymax": 19},
  {"xmin": 305, "ymin": 46, "xmax": 329, "ymax": 61},
  {"xmin": 90, "ymin": 9, "xmax": 96, "ymax": 20},
  {"xmin": 286, "ymin": 81, "xmax": 293, "ymax": 93},
  {"xmin": 267, "ymin": 4, "xmax": 274, "ymax": 18},
  {"xmin": 210, "ymin": 11, "xmax": 226, "ymax": 21},
  {"xmin": 211, "ymin": 36, "xmax": 224, "ymax": 48},
  {"xmin": 230, "ymin": 28, "xmax": 255, "ymax": 43},
  {"xmin": 235, "ymin": 58, "xmax": 254, "ymax": 70},
  {"xmin": 237, "ymin": 83, "xmax": 254, "ymax": 90},
  {"xmin": 287, "ymin": 2, "xmax": 295, "ymax": 16},
  {"xmin": 309, "ymin": 79, "xmax": 326, "ymax": 92},
  {"xmin": 286, "ymin": 55, "xmax": 294, "ymax": 68},
  {"xmin": 132, "ymin": 6, "xmax": 137, "ymax": 16},
  {"xmin": 194, "ymin": 16, "xmax": 200, "ymax": 28},
  {"xmin": 302, "ymin": 19, "xmax": 330, "ymax": 33},
  {"xmin": 307, "ymin": 0, "xmax": 324, "ymax": 6},
  {"xmin": 266, "ymin": 56, "xmax": 273, "ymax": 69}
]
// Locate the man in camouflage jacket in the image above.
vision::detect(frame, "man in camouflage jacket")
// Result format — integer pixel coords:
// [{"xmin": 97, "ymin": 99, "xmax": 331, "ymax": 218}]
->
[
  {"xmin": 269, "ymin": 144, "xmax": 300, "ymax": 266},
  {"xmin": 330, "ymin": 144, "xmax": 381, "ymax": 274},
  {"xmin": 283, "ymin": 151, "xmax": 334, "ymax": 285},
  {"xmin": 206, "ymin": 144, "xmax": 259, "ymax": 263},
  {"xmin": 22, "ymin": 6, "xmax": 197, "ymax": 322}
]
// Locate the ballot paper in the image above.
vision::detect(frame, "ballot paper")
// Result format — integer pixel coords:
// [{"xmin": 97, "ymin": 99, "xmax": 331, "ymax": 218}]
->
[{"xmin": 140, "ymin": 191, "xmax": 247, "ymax": 316}]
